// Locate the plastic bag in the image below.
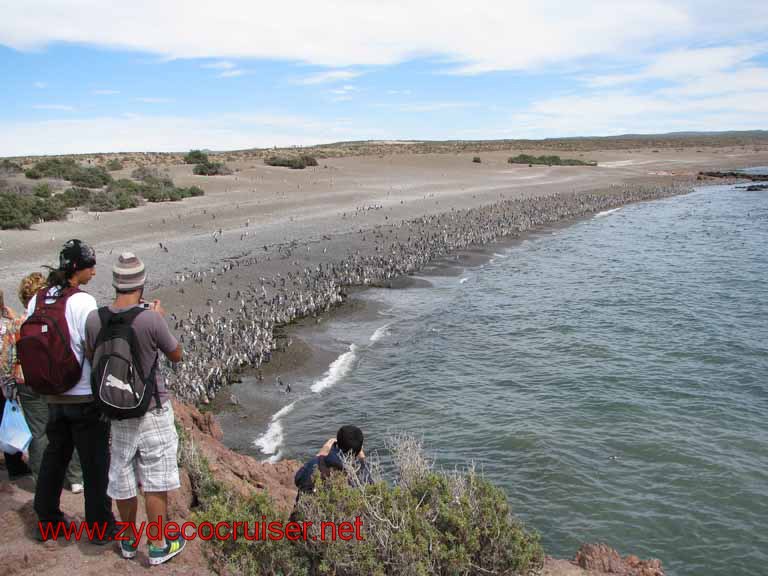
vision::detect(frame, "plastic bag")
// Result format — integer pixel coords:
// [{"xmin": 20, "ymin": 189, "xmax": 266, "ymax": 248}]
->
[{"xmin": 0, "ymin": 399, "xmax": 32, "ymax": 454}]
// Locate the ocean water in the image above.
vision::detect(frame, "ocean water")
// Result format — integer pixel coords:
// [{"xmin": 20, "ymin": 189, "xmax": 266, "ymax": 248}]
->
[{"xmin": 260, "ymin": 183, "xmax": 768, "ymax": 575}]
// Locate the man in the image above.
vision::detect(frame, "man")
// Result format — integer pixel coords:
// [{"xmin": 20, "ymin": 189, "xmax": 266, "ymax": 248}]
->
[
  {"xmin": 85, "ymin": 252, "xmax": 185, "ymax": 565},
  {"xmin": 30, "ymin": 239, "xmax": 115, "ymax": 541},
  {"xmin": 294, "ymin": 425, "xmax": 373, "ymax": 495}
]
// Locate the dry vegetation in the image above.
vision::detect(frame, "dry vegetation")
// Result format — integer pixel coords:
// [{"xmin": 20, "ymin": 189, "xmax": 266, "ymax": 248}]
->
[{"xmin": 4, "ymin": 131, "xmax": 768, "ymax": 167}]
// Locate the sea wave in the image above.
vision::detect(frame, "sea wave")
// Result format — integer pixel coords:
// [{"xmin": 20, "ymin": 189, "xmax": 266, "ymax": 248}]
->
[
  {"xmin": 310, "ymin": 344, "xmax": 358, "ymax": 393},
  {"xmin": 370, "ymin": 323, "xmax": 391, "ymax": 343},
  {"xmin": 595, "ymin": 207, "xmax": 622, "ymax": 218},
  {"xmin": 459, "ymin": 277, "xmax": 469, "ymax": 284},
  {"xmin": 254, "ymin": 401, "xmax": 297, "ymax": 456}
]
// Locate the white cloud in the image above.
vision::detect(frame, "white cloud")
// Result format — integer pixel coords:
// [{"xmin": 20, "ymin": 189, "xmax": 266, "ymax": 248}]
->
[
  {"xmin": 218, "ymin": 69, "xmax": 245, "ymax": 78},
  {"xmin": 135, "ymin": 97, "xmax": 174, "ymax": 103},
  {"xmin": 588, "ymin": 44, "xmax": 768, "ymax": 87},
  {"xmin": 0, "ymin": 113, "xmax": 381, "ymax": 156},
  {"xmin": 32, "ymin": 104, "xmax": 74, "ymax": 111},
  {"xmin": 297, "ymin": 70, "xmax": 362, "ymax": 85},
  {"xmin": 201, "ymin": 60, "xmax": 236, "ymax": 69},
  {"xmin": 11, "ymin": 1, "xmax": 766, "ymax": 72},
  {"xmin": 399, "ymin": 101, "xmax": 477, "ymax": 113},
  {"xmin": 504, "ymin": 89, "xmax": 768, "ymax": 138},
  {"xmin": 387, "ymin": 89, "xmax": 412, "ymax": 96},
  {"xmin": 93, "ymin": 89, "xmax": 120, "ymax": 95},
  {"xmin": 33, "ymin": 81, "xmax": 47, "ymax": 89}
]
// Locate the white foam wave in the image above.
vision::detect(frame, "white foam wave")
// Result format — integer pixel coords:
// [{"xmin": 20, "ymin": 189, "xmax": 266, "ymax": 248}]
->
[
  {"xmin": 459, "ymin": 277, "xmax": 469, "ymax": 284},
  {"xmin": 254, "ymin": 401, "xmax": 297, "ymax": 456},
  {"xmin": 370, "ymin": 323, "xmax": 391, "ymax": 343},
  {"xmin": 311, "ymin": 344, "xmax": 357, "ymax": 393},
  {"xmin": 595, "ymin": 207, "xmax": 622, "ymax": 218},
  {"xmin": 254, "ymin": 419, "xmax": 284, "ymax": 455}
]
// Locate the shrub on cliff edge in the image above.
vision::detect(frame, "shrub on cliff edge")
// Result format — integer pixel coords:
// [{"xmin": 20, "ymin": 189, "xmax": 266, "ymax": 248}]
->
[{"xmin": 190, "ymin": 433, "xmax": 543, "ymax": 576}]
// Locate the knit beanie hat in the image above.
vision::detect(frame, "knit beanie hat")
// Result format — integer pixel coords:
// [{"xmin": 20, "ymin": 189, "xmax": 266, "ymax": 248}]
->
[
  {"xmin": 59, "ymin": 239, "xmax": 96, "ymax": 273},
  {"xmin": 112, "ymin": 252, "xmax": 146, "ymax": 291}
]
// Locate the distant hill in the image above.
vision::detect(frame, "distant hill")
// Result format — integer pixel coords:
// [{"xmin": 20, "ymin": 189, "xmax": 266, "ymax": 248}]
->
[{"xmin": 4, "ymin": 130, "xmax": 767, "ymax": 162}]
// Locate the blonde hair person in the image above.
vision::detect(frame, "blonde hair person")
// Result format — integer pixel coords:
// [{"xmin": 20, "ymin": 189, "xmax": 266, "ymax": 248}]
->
[
  {"xmin": 9, "ymin": 273, "xmax": 84, "ymax": 490},
  {"xmin": 18, "ymin": 272, "xmax": 46, "ymax": 308}
]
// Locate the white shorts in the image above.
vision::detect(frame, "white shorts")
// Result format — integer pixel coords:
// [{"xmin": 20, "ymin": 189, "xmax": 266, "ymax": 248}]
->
[{"xmin": 107, "ymin": 402, "xmax": 180, "ymax": 500}]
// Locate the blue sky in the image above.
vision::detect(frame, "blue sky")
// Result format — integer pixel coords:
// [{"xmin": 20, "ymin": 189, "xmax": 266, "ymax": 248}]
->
[{"xmin": 1, "ymin": 0, "xmax": 767, "ymax": 156}]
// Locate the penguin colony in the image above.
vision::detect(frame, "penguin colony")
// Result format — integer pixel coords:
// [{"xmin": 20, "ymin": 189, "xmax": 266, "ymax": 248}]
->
[{"xmin": 164, "ymin": 183, "xmax": 691, "ymax": 403}]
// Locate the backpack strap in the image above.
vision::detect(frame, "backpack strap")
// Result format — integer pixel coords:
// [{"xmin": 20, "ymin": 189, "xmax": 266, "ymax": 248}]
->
[{"xmin": 93, "ymin": 307, "xmax": 115, "ymax": 350}]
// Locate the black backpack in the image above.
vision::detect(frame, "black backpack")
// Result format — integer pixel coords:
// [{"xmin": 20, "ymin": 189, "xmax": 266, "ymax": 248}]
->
[{"xmin": 91, "ymin": 307, "xmax": 161, "ymax": 419}]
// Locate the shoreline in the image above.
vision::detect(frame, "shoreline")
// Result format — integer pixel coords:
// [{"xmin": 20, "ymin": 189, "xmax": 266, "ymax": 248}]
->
[{"xmin": 212, "ymin": 190, "xmax": 692, "ymax": 461}]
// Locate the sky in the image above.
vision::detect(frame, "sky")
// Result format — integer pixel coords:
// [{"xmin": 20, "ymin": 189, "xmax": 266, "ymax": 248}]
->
[{"xmin": 1, "ymin": 0, "xmax": 768, "ymax": 156}]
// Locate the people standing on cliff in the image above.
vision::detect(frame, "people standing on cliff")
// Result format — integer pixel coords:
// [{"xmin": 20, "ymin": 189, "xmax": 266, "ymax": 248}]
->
[
  {"xmin": 0, "ymin": 288, "xmax": 32, "ymax": 479},
  {"xmin": 20, "ymin": 239, "xmax": 116, "ymax": 542},
  {"xmin": 294, "ymin": 425, "xmax": 373, "ymax": 495},
  {"xmin": 85, "ymin": 252, "xmax": 185, "ymax": 565},
  {"xmin": 11, "ymin": 273, "xmax": 84, "ymax": 490}
]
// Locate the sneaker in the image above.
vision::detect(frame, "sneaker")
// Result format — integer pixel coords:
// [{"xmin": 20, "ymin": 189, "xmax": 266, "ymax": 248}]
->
[
  {"xmin": 148, "ymin": 536, "xmax": 186, "ymax": 566},
  {"xmin": 69, "ymin": 483, "xmax": 84, "ymax": 494},
  {"xmin": 120, "ymin": 537, "xmax": 138, "ymax": 559}
]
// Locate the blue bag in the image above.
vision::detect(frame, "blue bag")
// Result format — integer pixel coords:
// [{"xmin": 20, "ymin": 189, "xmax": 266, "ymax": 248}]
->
[{"xmin": 0, "ymin": 399, "xmax": 32, "ymax": 454}]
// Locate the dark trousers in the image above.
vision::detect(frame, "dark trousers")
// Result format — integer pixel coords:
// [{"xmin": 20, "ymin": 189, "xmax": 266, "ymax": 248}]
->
[{"xmin": 33, "ymin": 401, "xmax": 114, "ymax": 526}]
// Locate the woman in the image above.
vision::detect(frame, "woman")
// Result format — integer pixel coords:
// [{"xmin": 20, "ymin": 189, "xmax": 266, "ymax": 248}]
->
[
  {"xmin": 14, "ymin": 273, "xmax": 83, "ymax": 491},
  {"xmin": 0, "ymin": 288, "xmax": 31, "ymax": 479}
]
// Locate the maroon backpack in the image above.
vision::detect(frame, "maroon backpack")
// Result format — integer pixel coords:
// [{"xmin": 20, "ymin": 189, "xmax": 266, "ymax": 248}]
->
[{"xmin": 17, "ymin": 286, "xmax": 83, "ymax": 395}]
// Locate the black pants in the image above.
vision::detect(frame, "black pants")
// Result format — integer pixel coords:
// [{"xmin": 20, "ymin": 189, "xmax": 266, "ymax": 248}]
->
[{"xmin": 33, "ymin": 401, "xmax": 114, "ymax": 526}]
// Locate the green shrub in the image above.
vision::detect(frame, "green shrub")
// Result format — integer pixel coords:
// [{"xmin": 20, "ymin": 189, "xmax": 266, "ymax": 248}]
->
[
  {"xmin": 24, "ymin": 157, "xmax": 114, "ymax": 187},
  {"xmin": 193, "ymin": 161, "xmax": 231, "ymax": 176},
  {"xmin": 184, "ymin": 149, "xmax": 209, "ymax": 164},
  {"xmin": 60, "ymin": 187, "xmax": 92, "ymax": 208},
  {"xmin": 33, "ymin": 183, "xmax": 52, "ymax": 198},
  {"xmin": 507, "ymin": 154, "xmax": 596, "ymax": 167},
  {"xmin": 473, "ymin": 156, "xmax": 482, "ymax": 163},
  {"xmin": 0, "ymin": 192, "xmax": 35, "ymax": 229},
  {"xmin": 69, "ymin": 165, "xmax": 112, "ymax": 187},
  {"xmin": 264, "ymin": 154, "xmax": 317, "ymax": 169},
  {"xmin": 192, "ymin": 434, "xmax": 543, "ymax": 576},
  {"xmin": 130, "ymin": 166, "xmax": 174, "ymax": 187},
  {"xmin": 31, "ymin": 196, "xmax": 68, "ymax": 221},
  {"xmin": 188, "ymin": 185, "xmax": 205, "ymax": 197},
  {"xmin": 89, "ymin": 191, "xmax": 118, "ymax": 212},
  {"xmin": 0, "ymin": 159, "xmax": 22, "ymax": 176},
  {"xmin": 106, "ymin": 158, "xmax": 124, "ymax": 171}
]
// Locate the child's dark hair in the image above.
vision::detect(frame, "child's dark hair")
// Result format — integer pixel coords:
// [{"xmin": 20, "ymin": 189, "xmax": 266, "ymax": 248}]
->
[{"xmin": 337, "ymin": 425, "xmax": 364, "ymax": 456}]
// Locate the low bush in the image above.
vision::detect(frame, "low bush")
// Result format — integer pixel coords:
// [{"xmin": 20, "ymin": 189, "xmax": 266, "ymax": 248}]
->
[
  {"xmin": 33, "ymin": 183, "xmax": 52, "ymax": 198},
  {"xmin": 0, "ymin": 191, "xmax": 68, "ymax": 229},
  {"xmin": 193, "ymin": 161, "xmax": 232, "ymax": 176},
  {"xmin": 265, "ymin": 154, "xmax": 318, "ymax": 169},
  {"xmin": 508, "ymin": 154, "xmax": 597, "ymax": 167},
  {"xmin": 24, "ymin": 157, "xmax": 114, "ymax": 187},
  {"xmin": 192, "ymin": 434, "xmax": 544, "ymax": 576},
  {"xmin": 184, "ymin": 149, "xmax": 209, "ymax": 164},
  {"xmin": 0, "ymin": 159, "xmax": 22, "ymax": 176},
  {"xmin": 106, "ymin": 158, "xmax": 124, "ymax": 171},
  {"xmin": 60, "ymin": 187, "xmax": 92, "ymax": 208},
  {"xmin": 473, "ymin": 156, "xmax": 482, "ymax": 163}
]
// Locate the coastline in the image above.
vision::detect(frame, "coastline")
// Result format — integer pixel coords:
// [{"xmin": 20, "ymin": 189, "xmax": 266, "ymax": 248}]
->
[{"xmin": 213, "ymin": 191, "xmax": 689, "ymax": 461}]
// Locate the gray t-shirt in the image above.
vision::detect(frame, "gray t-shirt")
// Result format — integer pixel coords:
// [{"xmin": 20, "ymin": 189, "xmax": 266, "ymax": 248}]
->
[{"xmin": 85, "ymin": 305, "xmax": 178, "ymax": 403}]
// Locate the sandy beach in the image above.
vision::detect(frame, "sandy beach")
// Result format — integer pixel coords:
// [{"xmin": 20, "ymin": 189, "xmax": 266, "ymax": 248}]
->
[{"xmin": 3, "ymin": 146, "xmax": 765, "ymax": 307}]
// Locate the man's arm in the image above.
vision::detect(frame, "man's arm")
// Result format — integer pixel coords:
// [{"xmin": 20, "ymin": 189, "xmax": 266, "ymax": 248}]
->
[
  {"xmin": 166, "ymin": 343, "xmax": 183, "ymax": 363},
  {"xmin": 151, "ymin": 300, "xmax": 183, "ymax": 363}
]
